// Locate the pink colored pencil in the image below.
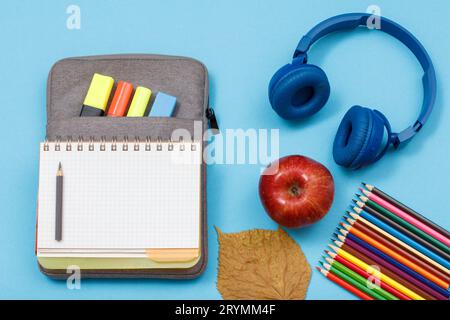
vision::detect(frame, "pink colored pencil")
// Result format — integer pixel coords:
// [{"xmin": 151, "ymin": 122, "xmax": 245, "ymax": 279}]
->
[{"xmin": 361, "ymin": 189, "xmax": 450, "ymax": 247}]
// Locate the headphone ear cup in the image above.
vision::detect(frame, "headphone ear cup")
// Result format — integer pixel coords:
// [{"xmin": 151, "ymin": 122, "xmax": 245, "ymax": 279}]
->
[
  {"xmin": 269, "ymin": 64, "xmax": 330, "ymax": 120},
  {"xmin": 269, "ymin": 63, "xmax": 295, "ymax": 105},
  {"xmin": 333, "ymin": 106, "xmax": 386, "ymax": 169}
]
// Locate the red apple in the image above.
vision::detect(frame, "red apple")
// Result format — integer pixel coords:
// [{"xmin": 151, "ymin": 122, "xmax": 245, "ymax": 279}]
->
[{"xmin": 259, "ymin": 155, "xmax": 334, "ymax": 228}]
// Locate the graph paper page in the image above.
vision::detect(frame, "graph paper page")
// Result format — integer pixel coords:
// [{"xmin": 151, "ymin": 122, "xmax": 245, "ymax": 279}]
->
[{"xmin": 37, "ymin": 142, "xmax": 201, "ymax": 250}]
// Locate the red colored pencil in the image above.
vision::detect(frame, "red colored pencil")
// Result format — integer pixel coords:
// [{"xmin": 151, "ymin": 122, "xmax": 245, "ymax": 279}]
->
[{"xmin": 317, "ymin": 267, "xmax": 374, "ymax": 300}]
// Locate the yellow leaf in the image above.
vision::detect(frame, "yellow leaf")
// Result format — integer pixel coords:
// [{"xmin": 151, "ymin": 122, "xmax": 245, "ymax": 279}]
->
[{"xmin": 216, "ymin": 227, "xmax": 311, "ymax": 300}]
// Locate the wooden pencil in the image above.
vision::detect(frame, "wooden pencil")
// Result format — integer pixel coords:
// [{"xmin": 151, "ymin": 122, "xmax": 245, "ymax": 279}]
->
[
  {"xmin": 361, "ymin": 188, "xmax": 450, "ymax": 247},
  {"xmin": 354, "ymin": 201, "xmax": 450, "ymax": 263},
  {"xmin": 320, "ymin": 183, "xmax": 450, "ymax": 301},
  {"xmin": 347, "ymin": 212, "xmax": 450, "ymax": 276},
  {"xmin": 323, "ymin": 259, "xmax": 398, "ymax": 300},
  {"xmin": 338, "ymin": 233, "xmax": 450, "ymax": 299},
  {"xmin": 340, "ymin": 223, "xmax": 449, "ymax": 289},
  {"xmin": 321, "ymin": 262, "xmax": 389, "ymax": 300},
  {"xmin": 325, "ymin": 252, "xmax": 411, "ymax": 300},
  {"xmin": 335, "ymin": 242, "xmax": 436, "ymax": 300},
  {"xmin": 359, "ymin": 195, "xmax": 450, "ymax": 254},
  {"xmin": 336, "ymin": 239, "xmax": 445, "ymax": 300},
  {"xmin": 341, "ymin": 221, "xmax": 450, "ymax": 284},
  {"xmin": 317, "ymin": 267, "xmax": 374, "ymax": 300},
  {"xmin": 55, "ymin": 162, "xmax": 63, "ymax": 241},
  {"xmin": 328, "ymin": 244, "xmax": 427, "ymax": 300},
  {"xmin": 363, "ymin": 183, "xmax": 450, "ymax": 239}
]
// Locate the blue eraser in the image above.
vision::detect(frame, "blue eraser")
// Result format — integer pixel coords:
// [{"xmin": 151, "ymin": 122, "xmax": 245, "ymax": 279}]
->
[{"xmin": 149, "ymin": 92, "xmax": 177, "ymax": 117}]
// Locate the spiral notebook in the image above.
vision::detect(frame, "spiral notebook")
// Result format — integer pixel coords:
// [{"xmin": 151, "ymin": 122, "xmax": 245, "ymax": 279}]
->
[{"xmin": 36, "ymin": 140, "xmax": 202, "ymax": 269}]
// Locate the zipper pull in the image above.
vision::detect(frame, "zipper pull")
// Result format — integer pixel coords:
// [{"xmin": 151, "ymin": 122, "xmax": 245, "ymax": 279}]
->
[{"xmin": 206, "ymin": 107, "xmax": 219, "ymax": 133}]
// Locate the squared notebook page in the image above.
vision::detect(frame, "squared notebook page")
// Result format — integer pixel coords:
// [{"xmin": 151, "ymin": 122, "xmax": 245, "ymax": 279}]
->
[{"xmin": 37, "ymin": 141, "xmax": 201, "ymax": 250}]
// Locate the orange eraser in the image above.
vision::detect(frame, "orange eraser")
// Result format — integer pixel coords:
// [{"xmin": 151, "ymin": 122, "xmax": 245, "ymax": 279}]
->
[{"xmin": 107, "ymin": 81, "xmax": 134, "ymax": 117}]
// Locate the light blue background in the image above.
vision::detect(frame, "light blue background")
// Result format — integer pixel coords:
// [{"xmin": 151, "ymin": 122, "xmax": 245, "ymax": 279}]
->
[{"xmin": 1, "ymin": 0, "xmax": 449, "ymax": 300}]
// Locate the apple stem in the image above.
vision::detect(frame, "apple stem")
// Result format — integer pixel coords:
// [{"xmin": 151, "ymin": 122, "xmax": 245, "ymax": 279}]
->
[{"xmin": 289, "ymin": 184, "xmax": 302, "ymax": 197}]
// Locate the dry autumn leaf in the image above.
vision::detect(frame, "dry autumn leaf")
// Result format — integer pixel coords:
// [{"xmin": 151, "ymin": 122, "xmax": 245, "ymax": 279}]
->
[{"xmin": 216, "ymin": 227, "xmax": 311, "ymax": 300}]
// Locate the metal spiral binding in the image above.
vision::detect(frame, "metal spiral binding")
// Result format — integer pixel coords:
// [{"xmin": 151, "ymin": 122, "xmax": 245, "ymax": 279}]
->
[
  {"xmin": 134, "ymin": 136, "xmax": 140, "ymax": 151},
  {"xmin": 157, "ymin": 137, "xmax": 163, "ymax": 151},
  {"xmin": 88, "ymin": 136, "xmax": 95, "ymax": 151},
  {"xmin": 77, "ymin": 136, "xmax": 83, "ymax": 151},
  {"xmin": 100, "ymin": 136, "xmax": 106, "ymax": 151},
  {"xmin": 55, "ymin": 136, "xmax": 61, "ymax": 151},
  {"xmin": 123, "ymin": 136, "xmax": 129, "ymax": 151},
  {"xmin": 112, "ymin": 137, "xmax": 117, "ymax": 151},
  {"xmin": 180, "ymin": 137, "xmax": 185, "ymax": 151},
  {"xmin": 145, "ymin": 136, "xmax": 151, "ymax": 151},
  {"xmin": 66, "ymin": 136, "xmax": 72, "ymax": 151},
  {"xmin": 42, "ymin": 136, "xmax": 195, "ymax": 152}
]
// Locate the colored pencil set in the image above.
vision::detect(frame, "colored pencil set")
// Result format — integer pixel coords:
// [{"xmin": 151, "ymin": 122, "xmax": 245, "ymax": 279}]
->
[{"xmin": 317, "ymin": 183, "xmax": 450, "ymax": 300}]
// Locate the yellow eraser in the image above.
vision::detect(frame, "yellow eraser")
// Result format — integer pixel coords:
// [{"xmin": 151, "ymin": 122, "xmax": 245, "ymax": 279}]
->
[
  {"xmin": 127, "ymin": 86, "xmax": 152, "ymax": 117},
  {"xmin": 83, "ymin": 73, "xmax": 114, "ymax": 111}
]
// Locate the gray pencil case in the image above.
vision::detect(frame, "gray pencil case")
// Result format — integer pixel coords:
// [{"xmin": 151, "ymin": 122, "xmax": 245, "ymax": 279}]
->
[{"xmin": 37, "ymin": 54, "xmax": 211, "ymax": 279}]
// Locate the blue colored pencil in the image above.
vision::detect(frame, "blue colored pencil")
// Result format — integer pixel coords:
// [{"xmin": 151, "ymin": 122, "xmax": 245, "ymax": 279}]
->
[
  {"xmin": 345, "ymin": 233, "xmax": 450, "ymax": 299},
  {"xmin": 350, "ymin": 209, "xmax": 450, "ymax": 270}
]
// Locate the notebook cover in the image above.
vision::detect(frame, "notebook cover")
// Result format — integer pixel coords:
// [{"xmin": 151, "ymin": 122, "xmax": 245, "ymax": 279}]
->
[{"xmin": 37, "ymin": 54, "xmax": 209, "ymax": 279}]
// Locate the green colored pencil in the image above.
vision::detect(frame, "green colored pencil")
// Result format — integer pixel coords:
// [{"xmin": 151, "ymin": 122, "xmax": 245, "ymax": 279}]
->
[
  {"xmin": 321, "ymin": 262, "xmax": 387, "ymax": 300},
  {"xmin": 360, "ymin": 196, "xmax": 450, "ymax": 255},
  {"xmin": 328, "ymin": 260, "xmax": 398, "ymax": 300}
]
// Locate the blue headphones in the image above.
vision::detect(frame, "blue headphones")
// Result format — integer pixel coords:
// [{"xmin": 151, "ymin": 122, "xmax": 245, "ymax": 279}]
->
[{"xmin": 269, "ymin": 13, "xmax": 436, "ymax": 169}]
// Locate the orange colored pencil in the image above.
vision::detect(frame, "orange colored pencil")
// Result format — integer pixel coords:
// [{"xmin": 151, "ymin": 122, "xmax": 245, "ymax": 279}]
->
[{"xmin": 343, "ymin": 222, "xmax": 449, "ymax": 290}]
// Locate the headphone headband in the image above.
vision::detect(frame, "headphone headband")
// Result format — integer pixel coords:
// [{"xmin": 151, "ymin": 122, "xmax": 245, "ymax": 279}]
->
[{"xmin": 294, "ymin": 13, "xmax": 436, "ymax": 147}]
